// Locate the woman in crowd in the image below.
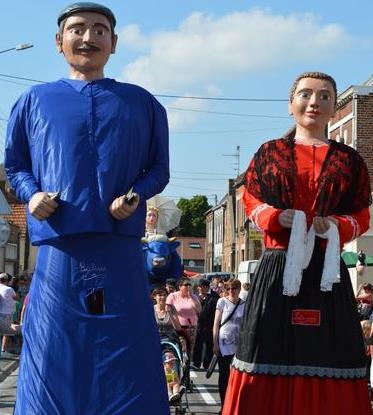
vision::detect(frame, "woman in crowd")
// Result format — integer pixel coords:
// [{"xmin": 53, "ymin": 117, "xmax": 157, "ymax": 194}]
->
[
  {"xmin": 356, "ymin": 283, "xmax": 373, "ymax": 320},
  {"xmin": 153, "ymin": 286, "xmax": 181, "ymax": 337},
  {"xmin": 166, "ymin": 278, "xmax": 201, "ymax": 354},
  {"xmin": 213, "ymin": 278, "xmax": 245, "ymax": 413},
  {"xmin": 223, "ymin": 72, "xmax": 372, "ymax": 415}
]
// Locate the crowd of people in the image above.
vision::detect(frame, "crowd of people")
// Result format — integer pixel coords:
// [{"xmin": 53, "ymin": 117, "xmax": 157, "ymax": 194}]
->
[
  {"xmin": 151, "ymin": 275, "xmax": 246, "ymax": 411},
  {"xmin": 0, "ymin": 272, "xmax": 31, "ymax": 355}
]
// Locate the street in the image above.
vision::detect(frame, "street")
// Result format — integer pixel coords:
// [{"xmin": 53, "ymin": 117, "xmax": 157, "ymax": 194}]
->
[{"xmin": 0, "ymin": 364, "xmax": 222, "ymax": 415}]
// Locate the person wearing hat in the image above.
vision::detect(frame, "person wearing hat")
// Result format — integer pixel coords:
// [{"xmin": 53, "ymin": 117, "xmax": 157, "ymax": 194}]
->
[
  {"xmin": 163, "ymin": 351, "xmax": 181, "ymax": 403},
  {"xmin": 192, "ymin": 278, "xmax": 219, "ymax": 369},
  {"xmin": 5, "ymin": 2, "xmax": 169, "ymax": 414}
]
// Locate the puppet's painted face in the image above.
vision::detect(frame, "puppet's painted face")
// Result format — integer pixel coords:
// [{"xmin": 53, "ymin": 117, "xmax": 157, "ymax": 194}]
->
[
  {"xmin": 56, "ymin": 12, "xmax": 117, "ymax": 78},
  {"xmin": 289, "ymin": 78, "xmax": 336, "ymax": 134},
  {"xmin": 146, "ymin": 209, "xmax": 158, "ymax": 226}
]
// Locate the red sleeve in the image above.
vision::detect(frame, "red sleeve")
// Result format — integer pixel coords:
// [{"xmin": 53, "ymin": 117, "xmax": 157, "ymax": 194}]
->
[
  {"xmin": 332, "ymin": 207, "xmax": 370, "ymax": 246},
  {"xmin": 243, "ymin": 188, "xmax": 283, "ymax": 233}
]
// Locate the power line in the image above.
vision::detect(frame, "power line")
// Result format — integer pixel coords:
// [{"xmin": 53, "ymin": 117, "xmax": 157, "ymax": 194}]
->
[
  {"xmin": 0, "ymin": 73, "xmax": 289, "ymax": 102},
  {"xmin": 0, "ymin": 73, "xmax": 44, "ymax": 84},
  {"xmin": 0, "ymin": 78, "xmax": 34, "ymax": 87},
  {"xmin": 167, "ymin": 107, "xmax": 289, "ymax": 119},
  {"xmin": 171, "ymin": 177, "xmax": 229, "ymax": 181},
  {"xmin": 167, "ymin": 184, "xmax": 223, "ymax": 191},
  {"xmin": 171, "ymin": 170, "xmax": 232, "ymax": 176},
  {"xmin": 155, "ymin": 94, "xmax": 287, "ymax": 102},
  {"xmin": 171, "ymin": 127, "xmax": 287, "ymax": 134}
]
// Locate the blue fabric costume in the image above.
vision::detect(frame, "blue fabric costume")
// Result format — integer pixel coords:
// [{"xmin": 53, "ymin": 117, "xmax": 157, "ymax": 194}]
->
[{"xmin": 5, "ymin": 78, "xmax": 170, "ymax": 414}]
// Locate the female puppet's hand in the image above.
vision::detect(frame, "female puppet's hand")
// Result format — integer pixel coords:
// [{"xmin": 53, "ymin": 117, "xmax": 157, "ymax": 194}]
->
[
  {"xmin": 313, "ymin": 216, "xmax": 339, "ymax": 234},
  {"xmin": 278, "ymin": 209, "xmax": 295, "ymax": 228}
]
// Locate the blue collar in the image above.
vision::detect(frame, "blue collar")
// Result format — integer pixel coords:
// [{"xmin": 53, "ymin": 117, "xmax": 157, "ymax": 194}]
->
[{"xmin": 60, "ymin": 78, "xmax": 112, "ymax": 92}]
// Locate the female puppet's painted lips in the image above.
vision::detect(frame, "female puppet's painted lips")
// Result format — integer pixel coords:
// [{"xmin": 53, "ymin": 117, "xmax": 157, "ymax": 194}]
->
[{"xmin": 306, "ymin": 111, "xmax": 320, "ymax": 118}]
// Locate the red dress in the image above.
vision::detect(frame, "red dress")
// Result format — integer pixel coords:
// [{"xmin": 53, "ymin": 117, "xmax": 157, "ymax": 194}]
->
[{"xmin": 223, "ymin": 143, "xmax": 372, "ymax": 415}]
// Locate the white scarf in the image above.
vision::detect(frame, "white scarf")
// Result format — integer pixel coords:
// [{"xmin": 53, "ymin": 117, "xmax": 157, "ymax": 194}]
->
[{"xmin": 283, "ymin": 210, "xmax": 340, "ymax": 296}]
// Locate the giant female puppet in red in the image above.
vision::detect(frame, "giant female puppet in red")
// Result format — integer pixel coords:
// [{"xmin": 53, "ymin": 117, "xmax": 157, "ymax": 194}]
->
[{"xmin": 223, "ymin": 72, "xmax": 372, "ymax": 415}]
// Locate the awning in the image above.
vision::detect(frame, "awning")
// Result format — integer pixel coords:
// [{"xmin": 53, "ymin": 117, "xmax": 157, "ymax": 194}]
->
[{"xmin": 341, "ymin": 251, "xmax": 373, "ymax": 268}]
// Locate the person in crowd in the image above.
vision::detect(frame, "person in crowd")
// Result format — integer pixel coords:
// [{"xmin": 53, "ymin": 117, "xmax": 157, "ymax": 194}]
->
[
  {"xmin": 217, "ymin": 281, "xmax": 226, "ymax": 297},
  {"xmin": 20, "ymin": 293, "xmax": 30, "ymax": 324},
  {"xmin": 2, "ymin": 275, "xmax": 23, "ymax": 354},
  {"xmin": 356, "ymin": 283, "xmax": 373, "ymax": 320},
  {"xmin": 165, "ymin": 278, "xmax": 177, "ymax": 295},
  {"xmin": 166, "ymin": 278, "xmax": 201, "ymax": 355},
  {"xmin": 213, "ymin": 278, "xmax": 245, "ymax": 413},
  {"xmin": 239, "ymin": 281, "xmax": 250, "ymax": 302},
  {"xmin": 163, "ymin": 351, "xmax": 181, "ymax": 403},
  {"xmin": 153, "ymin": 286, "xmax": 181, "ymax": 337},
  {"xmin": 358, "ymin": 250, "xmax": 367, "ymax": 266},
  {"xmin": 193, "ymin": 279, "xmax": 219, "ymax": 369},
  {"xmin": 361, "ymin": 320, "xmax": 372, "ymax": 384},
  {"xmin": 5, "ymin": 3, "xmax": 170, "ymax": 413},
  {"xmin": 0, "ymin": 273, "xmax": 21, "ymax": 347},
  {"xmin": 223, "ymin": 72, "xmax": 372, "ymax": 415},
  {"xmin": 210, "ymin": 275, "xmax": 222, "ymax": 294}
]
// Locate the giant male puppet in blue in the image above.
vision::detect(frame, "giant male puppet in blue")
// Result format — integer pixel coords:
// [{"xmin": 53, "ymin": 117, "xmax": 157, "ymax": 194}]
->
[{"xmin": 5, "ymin": 3, "xmax": 170, "ymax": 414}]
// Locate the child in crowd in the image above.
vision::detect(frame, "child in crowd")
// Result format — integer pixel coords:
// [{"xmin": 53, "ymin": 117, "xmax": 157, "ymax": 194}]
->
[{"xmin": 163, "ymin": 352, "xmax": 181, "ymax": 403}]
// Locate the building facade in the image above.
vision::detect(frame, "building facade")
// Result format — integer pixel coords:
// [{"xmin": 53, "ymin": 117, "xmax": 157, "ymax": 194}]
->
[{"xmin": 329, "ymin": 75, "xmax": 373, "ymax": 290}]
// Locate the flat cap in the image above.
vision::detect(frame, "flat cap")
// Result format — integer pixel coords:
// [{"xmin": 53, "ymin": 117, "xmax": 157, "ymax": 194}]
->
[{"xmin": 57, "ymin": 2, "xmax": 116, "ymax": 28}]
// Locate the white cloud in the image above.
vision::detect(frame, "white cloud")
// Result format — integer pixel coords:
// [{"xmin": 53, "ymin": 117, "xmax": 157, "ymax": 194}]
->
[
  {"xmin": 120, "ymin": 24, "xmax": 149, "ymax": 50},
  {"xmin": 166, "ymin": 85, "xmax": 221, "ymax": 132},
  {"xmin": 118, "ymin": 8, "xmax": 349, "ymax": 93}
]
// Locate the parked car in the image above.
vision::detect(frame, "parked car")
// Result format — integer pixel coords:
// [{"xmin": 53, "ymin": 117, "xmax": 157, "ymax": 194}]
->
[{"xmin": 199, "ymin": 272, "xmax": 236, "ymax": 282}]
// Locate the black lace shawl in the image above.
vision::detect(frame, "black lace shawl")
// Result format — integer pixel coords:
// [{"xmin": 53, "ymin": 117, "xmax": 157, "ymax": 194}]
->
[{"xmin": 245, "ymin": 137, "xmax": 372, "ymax": 216}]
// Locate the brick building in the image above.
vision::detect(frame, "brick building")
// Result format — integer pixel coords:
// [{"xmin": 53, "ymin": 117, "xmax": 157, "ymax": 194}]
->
[
  {"xmin": 0, "ymin": 166, "xmax": 37, "ymax": 275},
  {"xmin": 176, "ymin": 236, "xmax": 205, "ymax": 273},
  {"xmin": 329, "ymin": 75, "xmax": 373, "ymax": 290},
  {"xmin": 205, "ymin": 177, "xmax": 263, "ymax": 274}
]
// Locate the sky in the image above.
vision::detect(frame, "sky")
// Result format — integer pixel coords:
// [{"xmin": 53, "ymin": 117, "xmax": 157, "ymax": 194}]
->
[{"xmin": 1, "ymin": 0, "xmax": 373, "ymax": 206}]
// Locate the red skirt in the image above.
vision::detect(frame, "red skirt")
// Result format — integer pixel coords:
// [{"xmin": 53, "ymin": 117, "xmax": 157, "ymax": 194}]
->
[{"xmin": 223, "ymin": 368, "xmax": 372, "ymax": 415}]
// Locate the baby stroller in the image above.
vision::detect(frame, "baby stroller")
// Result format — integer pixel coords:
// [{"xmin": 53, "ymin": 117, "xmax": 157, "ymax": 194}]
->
[{"xmin": 160, "ymin": 332, "xmax": 196, "ymax": 415}]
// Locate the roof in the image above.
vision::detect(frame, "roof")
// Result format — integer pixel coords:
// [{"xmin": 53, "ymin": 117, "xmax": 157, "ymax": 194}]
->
[
  {"xmin": 3, "ymin": 204, "xmax": 27, "ymax": 237},
  {"xmin": 176, "ymin": 236, "xmax": 206, "ymax": 261}
]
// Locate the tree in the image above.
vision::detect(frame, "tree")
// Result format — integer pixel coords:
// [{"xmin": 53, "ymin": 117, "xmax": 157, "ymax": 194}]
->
[{"xmin": 176, "ymin": 195, "xmax": 211, "ymax": 236}]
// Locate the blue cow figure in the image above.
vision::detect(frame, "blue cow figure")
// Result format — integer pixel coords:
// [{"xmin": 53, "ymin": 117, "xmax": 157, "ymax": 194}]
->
[{"xmin": 142, "ymin": 235, "xmax": 183, "ymax": 289}]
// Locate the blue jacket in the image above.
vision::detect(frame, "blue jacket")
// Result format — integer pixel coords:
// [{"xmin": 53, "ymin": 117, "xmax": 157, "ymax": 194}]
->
[{"xmin": 5, "ymin": 78, "xmax": 169, "ymax": 245}]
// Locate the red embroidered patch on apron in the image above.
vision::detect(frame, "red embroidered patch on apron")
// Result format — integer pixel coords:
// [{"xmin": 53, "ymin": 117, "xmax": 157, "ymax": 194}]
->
[{"xmin": 291, "ymin": 309, "xmax": 321, "ymax": 326}]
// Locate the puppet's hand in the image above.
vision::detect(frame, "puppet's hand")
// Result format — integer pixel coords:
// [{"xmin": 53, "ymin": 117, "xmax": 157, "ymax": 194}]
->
[
  {"xmin": 278, "ymin": 209, "xmax": 295, "ymax": 228},
  {"xmin": 29, "ymin": 192, "xmax": 59, "ymax": 221},
  {"xmin": 109, "ymin": 193, "xmax": 140, "ymax": 220},
  {"xmin": 313, "ymin": 216, "xmax": 334, "ymax": 234}
]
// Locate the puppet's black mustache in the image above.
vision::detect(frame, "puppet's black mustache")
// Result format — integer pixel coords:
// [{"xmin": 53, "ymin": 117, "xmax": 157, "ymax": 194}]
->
[{"xmin": 77, "ymin": 44, "xmax": 100, "ymax": 51}]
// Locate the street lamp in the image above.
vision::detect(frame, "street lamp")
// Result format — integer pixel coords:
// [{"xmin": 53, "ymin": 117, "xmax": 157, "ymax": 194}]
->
[{"xmin": 0, "ymin": 43, "xmax": 34, "ymax": 54}]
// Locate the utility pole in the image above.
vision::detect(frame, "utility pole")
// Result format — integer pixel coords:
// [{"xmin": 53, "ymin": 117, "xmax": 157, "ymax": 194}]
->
[{"xmin": 222, "ymin": 145, "xmax": 240, "ymax": 176}]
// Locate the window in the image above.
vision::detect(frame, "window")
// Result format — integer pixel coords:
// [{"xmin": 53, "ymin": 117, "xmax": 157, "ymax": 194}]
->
[
  {"xmin": 5, "ymin": 243, "xmax": 17, "ymax": 260},
  {"xmin": 189, "ymin": 242, "xmax": 201, "ymax": 249}
]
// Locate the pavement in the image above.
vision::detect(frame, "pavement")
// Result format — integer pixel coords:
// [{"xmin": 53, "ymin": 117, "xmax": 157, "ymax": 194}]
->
[
  {"xmin": 0, "ymin": 351, "xmax": 19, "ymax": 384},
  {"xmin": 0, "ymin": 351, "xmax": 19, "ymax": 415},
  {"xmin": 0, "ymin": 357, "xmax": 220, "ymax": 415}
]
